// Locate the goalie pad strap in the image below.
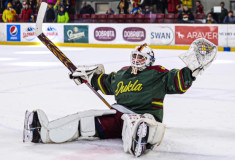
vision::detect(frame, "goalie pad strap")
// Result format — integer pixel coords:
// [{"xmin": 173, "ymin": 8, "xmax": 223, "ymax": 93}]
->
[{"xmin": 80, "ymin": 116, "xmax": 95, "ymax": 137}]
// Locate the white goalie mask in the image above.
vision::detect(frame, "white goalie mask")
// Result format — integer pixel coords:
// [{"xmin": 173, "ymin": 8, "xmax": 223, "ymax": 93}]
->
[{"xmin": 131, "ymin": 43, "xmax": 155, "ymax": 74}]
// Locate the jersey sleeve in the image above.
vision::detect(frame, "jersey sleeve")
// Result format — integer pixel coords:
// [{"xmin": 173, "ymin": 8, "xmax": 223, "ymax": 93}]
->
[
  {"xmin": 90, "ymin": 72, "xmax": 116, "ymax": 95},
  {"xmin": 165, "ymin": 67, "xmax": 195, "ymax": 94}
]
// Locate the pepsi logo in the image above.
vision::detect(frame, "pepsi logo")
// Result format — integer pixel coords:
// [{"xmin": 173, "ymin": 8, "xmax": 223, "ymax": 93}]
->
[{"xmin": 10, "ymin": 26, "xmax": 18, "ymax": 36}]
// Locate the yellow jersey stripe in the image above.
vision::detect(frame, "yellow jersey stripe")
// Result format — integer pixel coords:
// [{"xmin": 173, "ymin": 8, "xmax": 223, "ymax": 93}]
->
[
  {"xmin": 152, "ymin": 102, "xmax": 163, "ymax": 106},
  {"xmin": 177, "ymin": 71, "xmax": 187, "ymax": 93},
  {"xmin": 98, "ymin": 74, "xmax": 107, "ymax": 95}
]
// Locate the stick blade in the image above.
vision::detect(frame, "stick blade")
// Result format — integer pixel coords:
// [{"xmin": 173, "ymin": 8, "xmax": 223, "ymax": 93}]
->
[{"xmin": 36, "ymin": 2, "xmax": 47, "ymax": 36}]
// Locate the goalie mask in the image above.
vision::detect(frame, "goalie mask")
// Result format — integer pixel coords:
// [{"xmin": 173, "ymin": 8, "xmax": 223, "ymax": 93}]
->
[{"xmin": 131, "ymin": 43, "xmax": 155, "ymax": 74}]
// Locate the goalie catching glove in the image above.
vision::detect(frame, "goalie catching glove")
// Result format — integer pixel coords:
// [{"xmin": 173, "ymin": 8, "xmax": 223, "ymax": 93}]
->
[
  {"xmin": 69, "ymin": 64, "xmax": 105, "ymax": 85},
  {"xmin": 179, "ymin": 38, "xmax": 217, "ymax": 77}
]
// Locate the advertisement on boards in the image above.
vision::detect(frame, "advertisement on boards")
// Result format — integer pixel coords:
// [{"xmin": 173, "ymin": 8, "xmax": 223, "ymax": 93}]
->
[
  {"xmin": 7, "ymin": 24, "xmax": 21, "ymax": 41},
  {"xmin": 175, "ymin": 26, "xmax": 218, "ymax": 45},
  {"xmin": 64, "ymin": 25, "xmax": 88, "ymax": 43},
  {"xmin": 149, "ymin": 26, "xmax": 174, "ymax": 45},
  {"xmin": 123, "ymin": 27, "xmax": 146, "ymax": 42},
  {"xmin": 0, "ymin": 24, "xmax": 6, "ymax": 41},
  {"xmin": 94, "ymin": 27, "xmax": 116, "ymax": 41},
  {"xmin": 21, "ymin": 24, "xmax": 37, "ymax": 42},
  {"xmin": 218, "ymin": 25, "xmax": 235, "ymax": 47}
]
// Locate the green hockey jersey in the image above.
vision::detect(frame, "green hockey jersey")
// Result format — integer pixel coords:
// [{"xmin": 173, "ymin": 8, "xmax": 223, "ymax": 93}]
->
[{"xmin": 91, "ymin": 65, "xmax": 195, "ymax": 122}]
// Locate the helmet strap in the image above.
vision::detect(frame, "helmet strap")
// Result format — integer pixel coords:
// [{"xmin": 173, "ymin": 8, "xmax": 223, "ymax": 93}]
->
[{"xmin": 131, "ymin": 66, "xmax": 138, "ymax": 75}]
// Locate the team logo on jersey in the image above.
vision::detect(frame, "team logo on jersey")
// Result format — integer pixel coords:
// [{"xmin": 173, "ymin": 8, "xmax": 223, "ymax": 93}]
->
[
  {"xmin": 115, "ymin": 80, "xmax": 143, "ymax": 96},
  {"xmin": 23, "ymin": 27, "xmax": 36, "ymax": 41},
  {"xmin": 45, "ymin": 26, "xmax": 58, "ymax": 40},
  {"xmin": 10, "ymin": 26, "xmax": 18, "ymax": 36}
]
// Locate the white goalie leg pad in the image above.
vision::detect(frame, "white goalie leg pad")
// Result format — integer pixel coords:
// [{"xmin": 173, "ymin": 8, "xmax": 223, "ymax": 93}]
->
[
  {"xmin": 179, "ymin": 38, "xmax": 217, "ymax": 77},
  {"xmin": 121, "ymin": 114, "xmax": 166, "ymax": 154},
  {"xmin": 36, "ymin": 109, "xmax": 116, "ymax": 143}
]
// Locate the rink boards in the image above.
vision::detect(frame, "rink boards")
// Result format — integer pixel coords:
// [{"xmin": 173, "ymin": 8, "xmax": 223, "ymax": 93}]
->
[{"xmin": 0, "ymin": 23, "xmax": 234, "ymax": 51}]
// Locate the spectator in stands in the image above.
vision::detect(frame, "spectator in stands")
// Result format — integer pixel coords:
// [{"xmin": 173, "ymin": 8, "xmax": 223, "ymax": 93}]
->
[
  {"xmin": 47, "ymin": 0, "xmax": 56, "ymax": 5},
  {"xmin": 223, "ymin": 11, "xmax": 235, "ymax": 24},
  {"xmin": 143, "ymin": 0, "xmax": 156, "ymax": 13},
  {"xmin": 195, "ymin": 0, "xmax": 204, "ymax": 14},
  {"xmin": 53, "ymin": 0, "xmax": 61, "ymax": 22},
  {"xmin": 13, "ymin": 0, "xmax": 22, "ymax": 15},
  {"xmin": 178, "ymin": 5, "xmax": 194, "ymax": 23},
  {"xmin": 35, "ymin": 0, "xmax": 41, "ymax": 13},
  {"xmin": 29, "ymin": 13, "xmax": 35, "ymax": 22},
  {"xmin": 57, "ymin": 5, "xmax": 69, "ymax": 23},
  {"xmin": 54, "ymin": 0, "xmax": 61, "ymax": 15},
  {"xmin": 4, "ymin": 0, "xmax": 12, "ymax": 9},
  {"xmin": 45, "ymin": 3, "xmax": 55, "ymax": 22},
  {"xmin": 131, "ymin": 0, "xmax": 144, "ymax": 7},
  {"xmin": 176, "ymin": 0, "xmax": 183, "ymax": 12},
  {"xmin": 156, "ymin": 0, "xmax": 167, "ymax": 13},
  {"xmin": 209, "ymin": 7, "xmax": 219, "ymax": 23},
  {"xmin": 0, "ymin": 0, "xmax": 5, "ymax": 14},
  {"xmin": 86, "ymin": 4, "xmax": 95, "ymax": 14},
  {"xmin": 106, "ymin": 8, "xmax": 115, "ymax": 15},
  {"xmin": 143, "ymin": 5, "xmax": 152, "ymax": 14},
  {"xmin": 2, "ymin": 3, "xmax": 16, "ymax": 22},
  {"xmin": 205, "ymin": 12, "xmax": 217, "ymax": 24},
  {"xmin": 219, "ymin": 2, "xmax": 228, "ymax": 23},
  {"xmin": 29, "ymin": 0, "xmax": 37, "ymax": 13},
  {"xmin": 21, "ymin": 3, "xmax": 33, "ymax": 22},
  {"xmin": 64, "ymin": 0, "xmax": 74, "ymax": 14},
  {"xmin": 79, "ymin": 2, "xmax": 95, "ymax": 15},
  {"xmin": 131, "ymin": 2, "xmax": 142, "ymax": 14},
  {"xmin": 168, "ymin": 0, "xmax": 180, "ymax": 13},
  {"xmin": 117, "ymin": 0, "xmax": 129, "ymax": 14}
]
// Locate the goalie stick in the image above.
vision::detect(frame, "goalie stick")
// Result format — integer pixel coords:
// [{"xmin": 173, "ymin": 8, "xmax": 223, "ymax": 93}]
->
[{"xmin": 36, "ymin": 2, "xmax": 111, "ymax": 108}]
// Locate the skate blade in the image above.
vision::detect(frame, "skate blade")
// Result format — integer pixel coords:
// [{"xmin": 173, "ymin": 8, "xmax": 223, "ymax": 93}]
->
[
  {"xmin": 134, "ymin": 122, "xmax": 148, "ymax": 157},
  {"xmin": 23, "ymin": 129, "xmax": 33, "ymax": 142},
  {"xmin": 23, "ymin": 110, "xmax": 34, "ymax": 142}
]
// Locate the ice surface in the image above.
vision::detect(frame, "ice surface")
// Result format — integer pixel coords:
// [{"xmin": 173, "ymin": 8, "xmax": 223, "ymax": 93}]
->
[{"xmin": 0, "ymin": 45, "xmax": 235, "ymax": 160}]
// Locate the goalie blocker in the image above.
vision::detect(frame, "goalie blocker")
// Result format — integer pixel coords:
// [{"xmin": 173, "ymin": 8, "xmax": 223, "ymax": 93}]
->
[{"xmin": 23, "ymin": 105, "xmax": 166, "ymax": 157}]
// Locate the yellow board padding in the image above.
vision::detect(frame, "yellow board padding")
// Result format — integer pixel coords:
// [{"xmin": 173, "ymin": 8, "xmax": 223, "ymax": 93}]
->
[{"xmin": 0, "ymin": 41, "xmax": 231, "ymax": 51}]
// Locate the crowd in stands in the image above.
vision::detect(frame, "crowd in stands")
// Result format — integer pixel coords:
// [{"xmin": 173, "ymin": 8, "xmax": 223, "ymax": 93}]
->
[
  {"xmin": 0, "ymin": 0, "xmax": 235, "ymax": 24},
  {"xmin": 0, "ymin": 0, "xmax": 73, "ymax": 23}
]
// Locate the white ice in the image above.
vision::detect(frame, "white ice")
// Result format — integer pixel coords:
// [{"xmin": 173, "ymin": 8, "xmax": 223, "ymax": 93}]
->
[{"xmin": 0, "ymin": 45, "xmax": 235, "ymax": 160}]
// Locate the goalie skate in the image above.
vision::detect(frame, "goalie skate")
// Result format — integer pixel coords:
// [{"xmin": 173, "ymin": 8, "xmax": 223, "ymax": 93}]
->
[
  {"xmin": 23, "ymin": 110, "xmax": 42, "ymax": 143},
  {"xmin": 132, "ymin": 122, "xmax": 151, "ymax": 157}
]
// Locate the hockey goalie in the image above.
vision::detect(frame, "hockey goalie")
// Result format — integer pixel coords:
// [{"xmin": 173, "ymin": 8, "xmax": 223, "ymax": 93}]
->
[{"xmin": 23, "ymin": 38, "xmax": 217, "ymax": 157}]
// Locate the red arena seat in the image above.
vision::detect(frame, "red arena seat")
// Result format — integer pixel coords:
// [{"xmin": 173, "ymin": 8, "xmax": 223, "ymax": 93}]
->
[
  {"xmin": 125, "ymin": 14, "xmax": 135, "ymax": 23},
  {"xmin": 97, "ymin": 14, "xmax": 108, "ymax": 23},
  {"xmin": 116, "ymin": 14, "xmax": 126, "ymax": 23},
  {"xmin": 0, "ymin": 14, "xmax": 3, "ymax": 22},
  {"xmin": 144, "ymin": 14, "xmax": 157, "ymax": 23},
  {"xmin": 90, "ymin": 14, "xmax": 98, "ymax": 23},
  {"xmin": 81, "ymin": 14, "xmax": 91, "ymax": 23},
  {"xmin": 135, "ymin": 14, "xmax": 145, "ymax": 23},
  {"xmin": 156, "ymin": 13, "xmax": 164, "ymax": 23},
  {"xmin": 196, "ymin": 13, "xmax": 205, "ymax": 19},
  {"xmin": 165, "ymin": 13, "xmax": 175, "ymax": 19},
  {"xmin": 107, "ymin": 14, "xmax": 117, "ymax": 23}
]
